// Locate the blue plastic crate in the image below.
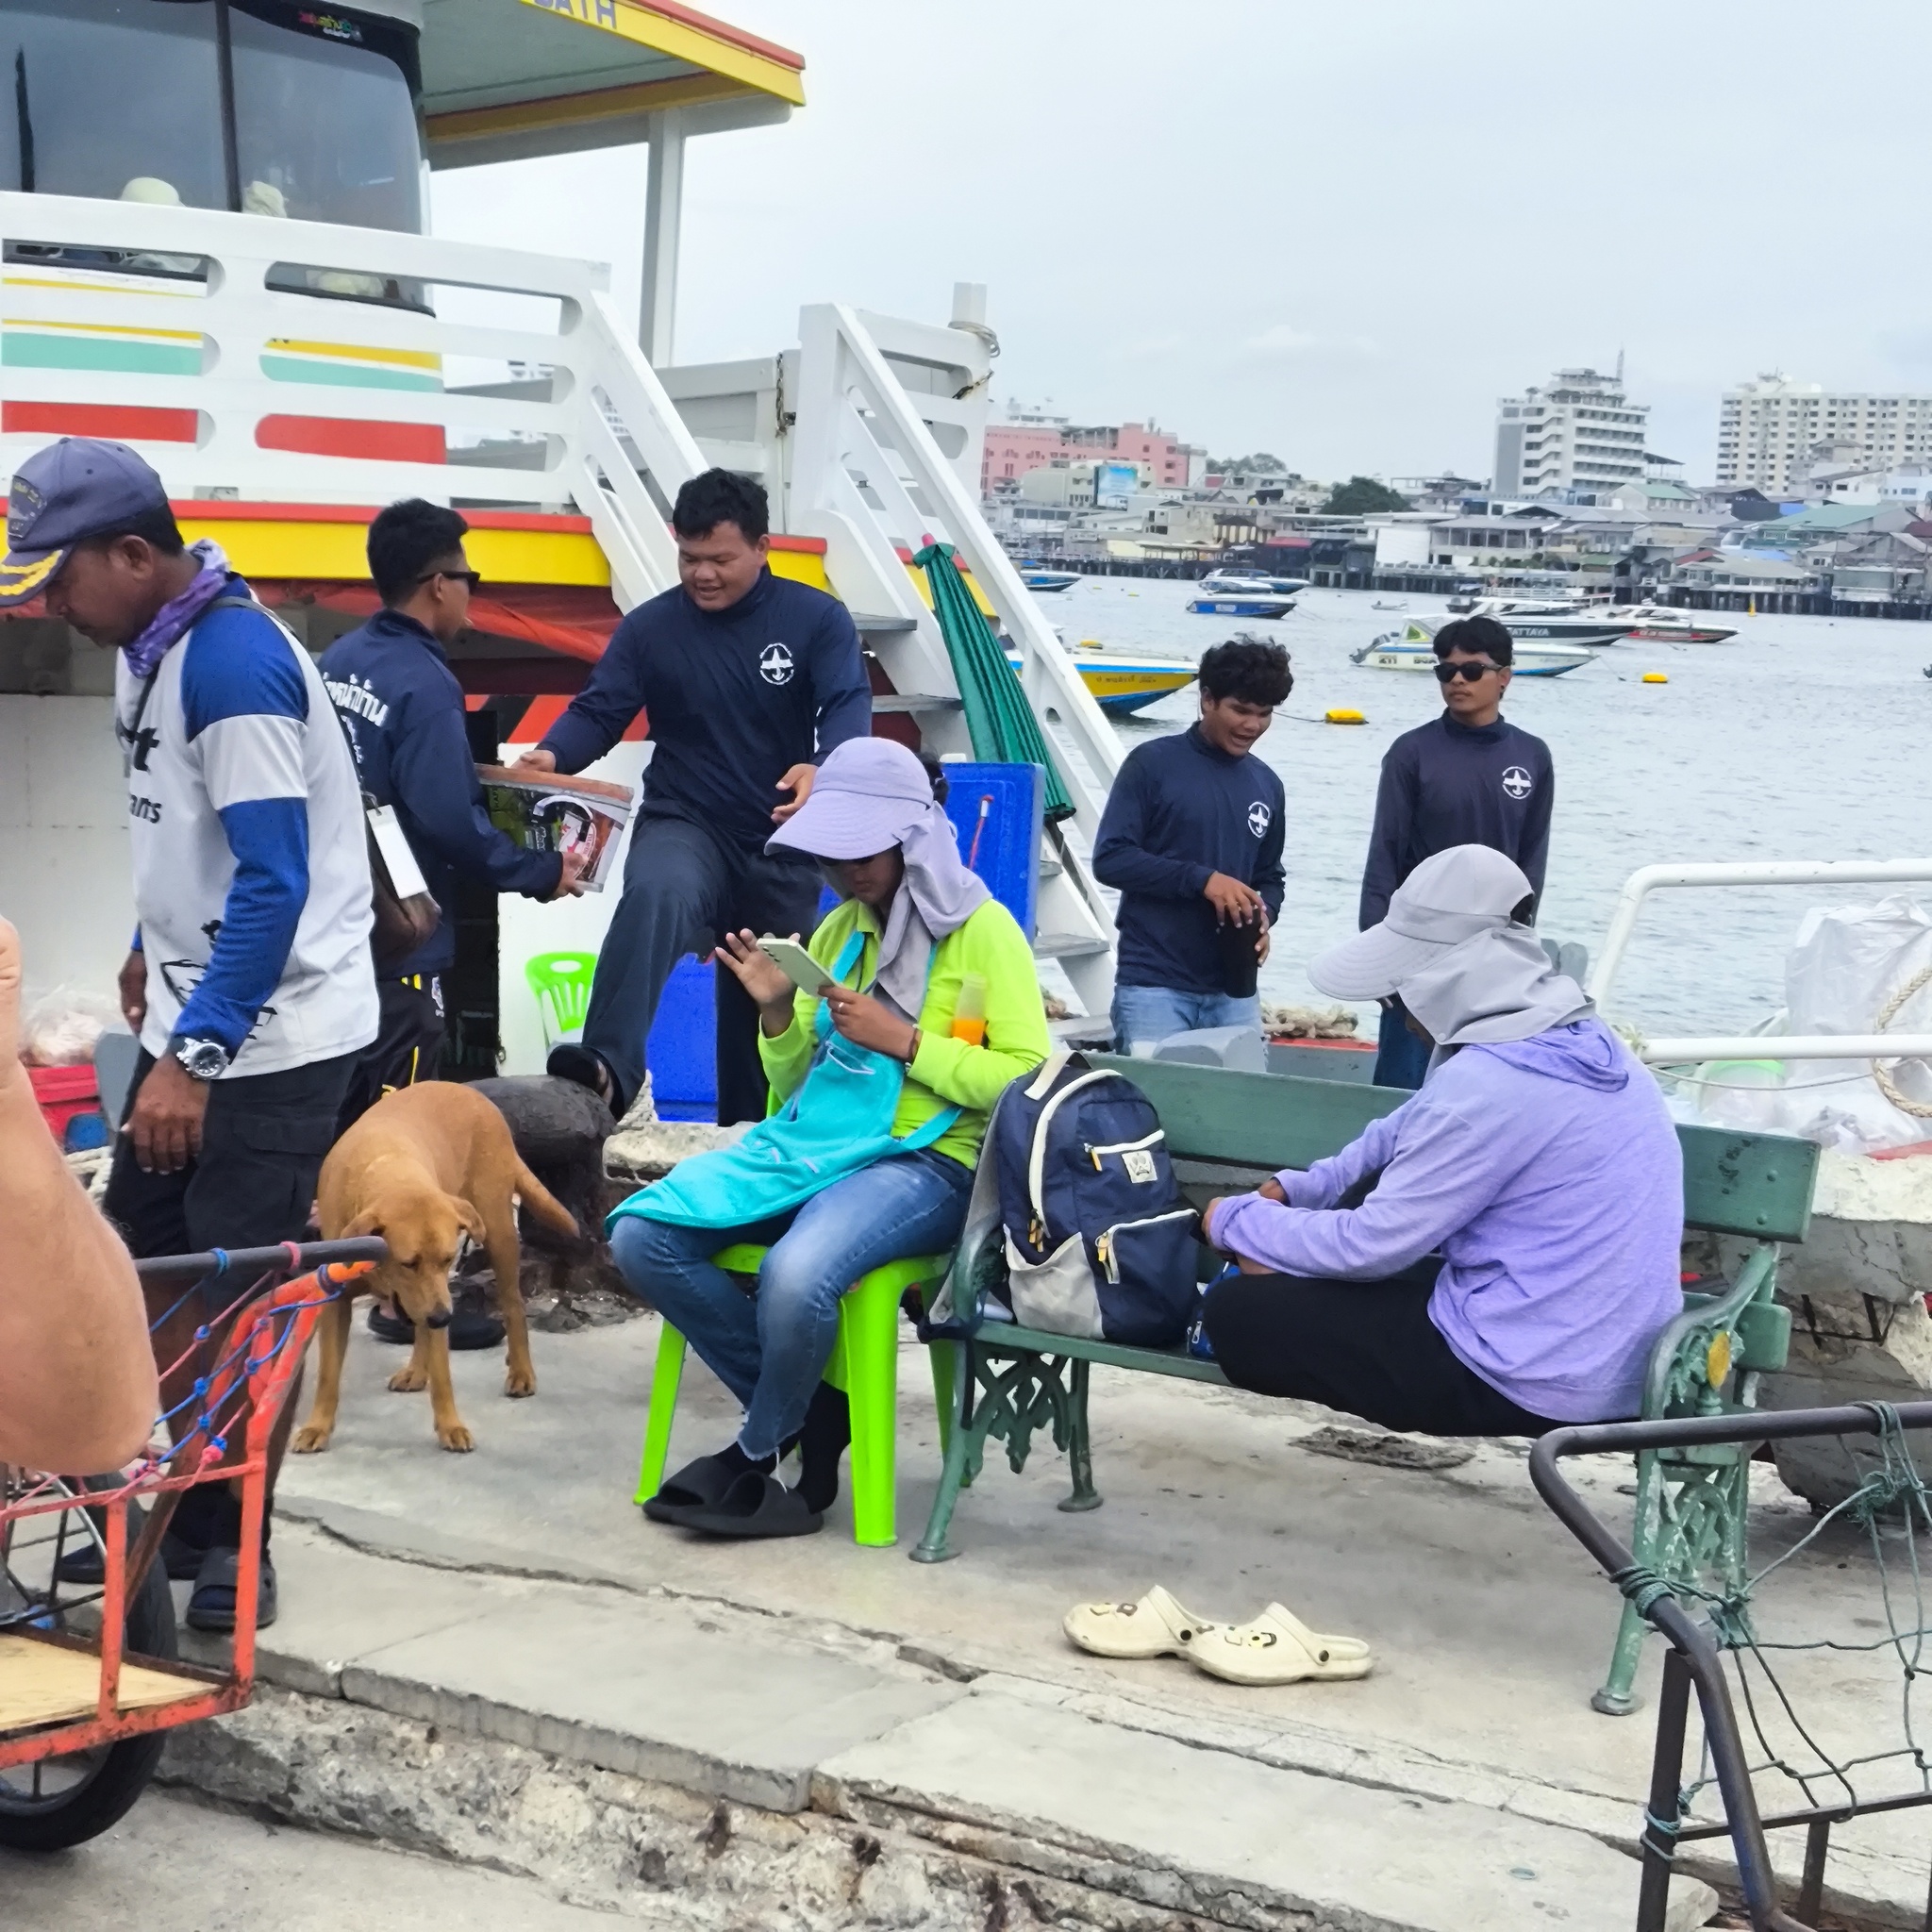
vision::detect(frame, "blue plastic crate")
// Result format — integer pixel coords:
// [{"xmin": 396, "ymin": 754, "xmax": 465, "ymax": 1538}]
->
[
  {"xmin": 645, "ymin": 955, "xmax": 717, "ymax": 1122},
  {"xmin": 942, "ymin": 761, "xmax": 1043, "ymax": 939}
]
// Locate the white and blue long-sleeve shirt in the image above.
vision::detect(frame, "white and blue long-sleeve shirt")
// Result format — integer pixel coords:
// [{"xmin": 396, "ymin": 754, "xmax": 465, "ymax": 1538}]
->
[{"xmin": 117, "ymin": 580, "xmax": 378, "ymax": 1075}]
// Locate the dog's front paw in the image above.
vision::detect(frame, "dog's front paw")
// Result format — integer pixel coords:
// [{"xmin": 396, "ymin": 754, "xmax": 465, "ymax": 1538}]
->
[
  {"xmin": 291, "ymin": 1424, "xmax": 332, "ymax": 1455},
  {"xmin": 388, "ymin": 1365, "xmax": 428, "ymax": 1393},
  {"xmin": 438, "ymin": 1422, "xmax": 475, "ymax": 1453},
  {"xmin": 504, "ymin": 1367, "xmax": 537, "ymax": 1399}
]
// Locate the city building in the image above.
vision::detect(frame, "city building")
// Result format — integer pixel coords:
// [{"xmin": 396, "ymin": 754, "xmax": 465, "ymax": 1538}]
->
[
  {"xmin": 980, "ymin": 408, "xmax": 1199, "ymax": 495},
  {"xmin": 1717, "ymin": 375, "xmax": 1932, "ymax": 494},
  {"xmin": 1492, "ymin": 368, "xmax": 1649, "ymax": 498},
  {"xmin": 1019, "ymin": 459, "xmax": 1155, "ymax": 508}
]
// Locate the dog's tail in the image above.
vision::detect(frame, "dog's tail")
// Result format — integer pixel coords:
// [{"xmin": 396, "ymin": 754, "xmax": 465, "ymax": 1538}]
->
[{"xmin": 512, "ymin": 1161, "xmax": 580, "ymax": 1241}]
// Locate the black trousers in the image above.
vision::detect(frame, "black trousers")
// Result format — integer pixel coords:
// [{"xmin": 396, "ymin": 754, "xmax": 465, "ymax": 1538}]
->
[
  {"xmin": 103, "ymin": 1048, "xmax": 357, "ymax": 1548},
  {"xmin": 579, "ymin": 810, "xmax": 823, "ymax": 1124},
  {"xmin": 335, "ymin": 973, "xmax": 444, "ymax": 1136},
  {"xmin": 1201, "ymin": 1259, "xmax": 1562, "ymax": 1438}
]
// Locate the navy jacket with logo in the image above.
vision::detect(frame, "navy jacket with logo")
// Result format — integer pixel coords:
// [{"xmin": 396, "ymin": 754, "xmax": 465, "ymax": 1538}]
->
[
  {"xmin": 537, "ymin": 569, "xmax": 872, "ymax": 853},
  {"xmin": 1093, "ymin": 724, "xmax": 1287, "ymax": 993},
  {"xmin": 320, "ymin": 609, "xmax": 561, "ymax": 977},
  {"xmin": 1358, "ymin": 711, "xmax": 1554, "ymax": 928}
]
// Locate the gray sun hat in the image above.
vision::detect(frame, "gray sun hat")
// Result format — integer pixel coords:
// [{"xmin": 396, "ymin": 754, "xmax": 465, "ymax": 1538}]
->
[
  {"xmin": 0, "ymin": 438, "xmax": 171, "ymax": 609},
  {"xmin": 1308, "ymin": 845, "xmax": 1533, "ymax": 1000}
]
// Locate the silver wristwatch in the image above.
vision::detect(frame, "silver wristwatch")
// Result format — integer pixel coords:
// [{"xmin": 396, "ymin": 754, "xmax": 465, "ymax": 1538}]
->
[{"xmin": 173, "ymin": 1035, "xmax": 229, "ymax": 1082}]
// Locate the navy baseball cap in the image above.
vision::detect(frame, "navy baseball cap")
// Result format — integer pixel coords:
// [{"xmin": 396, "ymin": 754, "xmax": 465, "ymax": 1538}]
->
[{"xmin": 0, "ymin": 439, "xmax": 172, "ymax": 608}]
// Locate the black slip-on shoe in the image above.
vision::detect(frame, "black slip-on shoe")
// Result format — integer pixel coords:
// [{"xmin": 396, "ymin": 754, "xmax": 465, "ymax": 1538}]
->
[
  {"xmin": 642, "ymin": 1451, "xmax": 752, "ymax": 1525},
  {"xmin": 681, "ymin": 1471, "xmax": 824, "ymax": 1541},
  {"xmin": 186, "ymin": 1544, "xmax": 276, "ymax": 1633},
  {"xmin": 546, "ymin": 1043, "xmax": 616, "ymax": 1107}
]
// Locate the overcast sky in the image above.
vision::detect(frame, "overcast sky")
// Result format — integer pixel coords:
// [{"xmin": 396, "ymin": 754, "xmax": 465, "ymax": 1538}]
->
[{"xmin": 433, "ymin": 1, "xmax": 1932, "ymax": 485}]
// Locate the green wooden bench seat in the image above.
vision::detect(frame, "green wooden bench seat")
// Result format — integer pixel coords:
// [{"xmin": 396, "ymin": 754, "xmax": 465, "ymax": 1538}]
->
[{"xmin": 910, "ymin": 1054, "xmax": 1819, "ymax": 1715}]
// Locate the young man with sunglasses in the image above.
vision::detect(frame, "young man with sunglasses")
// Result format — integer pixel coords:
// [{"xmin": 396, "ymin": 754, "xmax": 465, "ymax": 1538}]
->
[
  {"xmin": 1357, "ymin": 615, "xmax": 1553, "ymax": 1088},
  {"xmin": 320, "ymin": 500, "xmax": 587, "ymax": 1146}
]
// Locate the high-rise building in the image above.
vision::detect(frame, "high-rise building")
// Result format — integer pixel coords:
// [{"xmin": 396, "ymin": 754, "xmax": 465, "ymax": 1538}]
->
[
  {"xmin": 1492, "ymin": 368, "xmax": 1649, "ymax": 498},
  {"xmin": 1716, "ymin": 375, "xmax": 1932, "ymax": 493}
]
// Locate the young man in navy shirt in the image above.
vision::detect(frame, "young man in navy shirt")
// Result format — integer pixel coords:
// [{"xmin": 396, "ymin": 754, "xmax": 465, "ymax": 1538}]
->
[
  {"xmin": 1094, "ymin": 637, "xmax": 1290, "ymax": 1052},
  {"xmin": 1358, "ymin": 613, "xmax": 1554, "ymax": 1088},
  {"xmin": 510, "ymin": 471, "xmax": 872, "ymax": 1124}
]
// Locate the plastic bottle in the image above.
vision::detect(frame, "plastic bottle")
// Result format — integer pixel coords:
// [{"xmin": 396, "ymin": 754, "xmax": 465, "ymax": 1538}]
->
[{"xmin": 950, "ymin": 971, "xmax": 988, "ymax": 1046}]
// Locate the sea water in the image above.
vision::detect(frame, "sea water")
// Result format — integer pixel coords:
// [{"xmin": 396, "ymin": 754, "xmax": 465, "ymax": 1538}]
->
[{"xmin": 1053, "ymin": 579, "xmax": 1932, "ymax": 1039}]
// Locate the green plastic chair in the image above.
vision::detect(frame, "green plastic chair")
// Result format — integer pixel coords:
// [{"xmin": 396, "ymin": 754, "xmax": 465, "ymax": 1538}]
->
[
  {"xmin": 632, "ymin": 1245, "xmax": 956, "ymax": 1547},
  {"xmin": 525, "ymin": 951, "xmax": 598, "ymax": 1046}
]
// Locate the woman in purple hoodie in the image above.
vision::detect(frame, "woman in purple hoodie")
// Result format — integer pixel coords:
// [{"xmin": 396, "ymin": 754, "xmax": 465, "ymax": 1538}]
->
[{"xmin": 1202, "ymin": 845, "xmax": 1683, "ymax": 1434}]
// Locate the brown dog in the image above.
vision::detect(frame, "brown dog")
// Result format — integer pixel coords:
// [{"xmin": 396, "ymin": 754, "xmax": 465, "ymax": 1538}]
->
[{"xmin": 296, "ymin": 1083, "xmax": 578, "ymax": 1454}]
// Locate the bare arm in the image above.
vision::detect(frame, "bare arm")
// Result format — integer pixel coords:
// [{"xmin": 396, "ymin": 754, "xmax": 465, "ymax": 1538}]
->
[{"xmin": 0, "ymin": 918, "xmax": 158, "ymax": 1472}]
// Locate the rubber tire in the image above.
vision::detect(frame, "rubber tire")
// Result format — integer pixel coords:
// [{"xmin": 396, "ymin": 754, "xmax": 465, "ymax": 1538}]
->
[{"xmin": 0, "ymin": 1498, "xmax": 180, "ymax": 1853}]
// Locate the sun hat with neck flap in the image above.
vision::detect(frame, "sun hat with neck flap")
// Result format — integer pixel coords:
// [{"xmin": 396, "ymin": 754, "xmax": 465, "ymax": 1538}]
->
[
  {"xmin": 1307, "ymin": 844, "xmax": 1591, "ymax": 1048},
  {"xmin": 767, "ymin": 737, "xmax": 990, "ymax": 1020}
]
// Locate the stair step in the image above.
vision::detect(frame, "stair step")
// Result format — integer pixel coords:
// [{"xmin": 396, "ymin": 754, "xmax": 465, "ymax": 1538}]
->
[
  {"xmin": 870, "ymin": 693, "xmax": 962, "ymax": 714},
  {"xmin": 1033, "ymin": 931, "xmax": 1112, "ymax": 960},
  {"xmin": 1038, "ymin": 856, "xmax": 1063, "ymax": 878},
  {"xmin": 854, "ymin": 613, "xmax": 919, "ymax": 635}
]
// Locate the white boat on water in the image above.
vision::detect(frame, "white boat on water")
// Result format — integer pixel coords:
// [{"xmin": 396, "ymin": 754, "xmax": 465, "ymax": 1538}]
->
[
  {"xmin": 1445, "ymin": 597, "xmax": 1639, "ymax": 648},
  {"xmin": 1613, "ymin": 605, "xmax": 1740, "ymax": 644},
  {"xmin": 1198, "ymin": 568, "xmax": 1311, "ymax": 598},
  {"xmin": 1353, "ymin": 621, "xmax": 1592, "ymax": 677},
  {"xmin": 1021, "ymin": 568, "xmax": 1080, "ymax": 592}
]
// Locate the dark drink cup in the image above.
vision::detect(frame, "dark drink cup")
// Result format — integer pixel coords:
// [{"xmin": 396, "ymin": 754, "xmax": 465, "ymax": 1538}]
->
[{"xmin": 1218, "ymin": 915, "xmax": 1261, "ymax": 998}]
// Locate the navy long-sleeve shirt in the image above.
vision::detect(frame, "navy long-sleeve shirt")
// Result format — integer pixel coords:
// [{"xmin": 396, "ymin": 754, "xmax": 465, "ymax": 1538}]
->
[
  {"xmin": 538, "ymin": 569, "xmax": 872, "ymax": 853},
  {"xmin": 1093, "ymin": 724, "xmax": 1286, "ymax": 993},
  {"xmin": 1358, "ymin": 711, "xmax": 1554, "ymax": 929},
  {"xmin": 320, "ymin": 610, "xmax": 561, "ymax": 976}
]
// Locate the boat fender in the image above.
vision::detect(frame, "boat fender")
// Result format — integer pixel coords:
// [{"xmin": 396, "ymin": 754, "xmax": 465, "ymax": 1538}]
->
[
  {"xmin": 1324, "ymin": 708, "xmax": 1366, "ymax": 725},
  {"xmin": 1641, "ymin": 672, "xmax": 1668, "ymax": 685}
]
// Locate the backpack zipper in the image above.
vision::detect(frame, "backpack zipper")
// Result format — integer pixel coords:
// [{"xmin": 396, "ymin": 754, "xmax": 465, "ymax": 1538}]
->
[
  {"xmin": 1086, "ymin": 1129, "xmax": 1166, "ymax": 1171},
  {"xmin": 1096, "ymin": 1208, "xmax": 1197, "ymax": 1284}
]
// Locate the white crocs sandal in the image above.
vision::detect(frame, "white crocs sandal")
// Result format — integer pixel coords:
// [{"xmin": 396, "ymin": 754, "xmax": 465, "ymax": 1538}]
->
[
  {"xmin": 1062, "ymin": 1585, "xmax": 1219, "ymax": 1659},
  {"xmin": 1188, "ymin": 1602, "xmax": 1374, "ymax": 1686}
]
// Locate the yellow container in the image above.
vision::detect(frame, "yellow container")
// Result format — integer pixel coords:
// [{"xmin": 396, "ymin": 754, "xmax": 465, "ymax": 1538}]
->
[
  {"xmin": 950, "ymin": 971, "xmax": 987, "ymax": 1046},
  {"xmin": 1325, "ymin": 708, "xmax": 1367, "ymax": 724},
  {"xmin": 1641, "ymin": 672, "xmax": 1669, "ymax": 685}
]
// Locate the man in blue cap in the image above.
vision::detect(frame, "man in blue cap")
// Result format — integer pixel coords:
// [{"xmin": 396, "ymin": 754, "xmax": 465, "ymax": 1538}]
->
[{"xmin": 1, "ymin": 438, "xmax": 377, "ymax": 1631}]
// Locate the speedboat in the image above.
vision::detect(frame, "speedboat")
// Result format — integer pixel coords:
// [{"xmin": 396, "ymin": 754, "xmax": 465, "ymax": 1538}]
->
[
  {"xmin": 1611, "ymin": 605, "xmax": 1739, "ymax": 644},
  {"xmin": 1021, "ymin": 568, "xmax": 1080, "ymax": 592},
  {"xmin": 1352, "ymin": 621, "xmax": 1591, "ymax": 678},
  {"xmin": 1462, "ymin": 597, "xmax": 1639, "ymax": 648},
  {"xmin": 1198, "ymin": 569, "xmax": 1311, "ymax": 598},
  {"xmin": 1006, "ymin": 648, "xmax": 1196, "ymax": 715},
  {"xmin": 1187, "ymin": 587, "xmax": 1296, "ymax": 618}
]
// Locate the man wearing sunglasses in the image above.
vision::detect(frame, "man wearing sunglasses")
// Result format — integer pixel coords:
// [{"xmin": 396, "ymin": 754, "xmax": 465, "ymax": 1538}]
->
[
  {"xmin": 1357, "ymin": 615, "xmax": 1553, "ymax": 1088},
  {"xmin": 320, "ymin": 500, "xmax": 587, "ymax": 1169}
]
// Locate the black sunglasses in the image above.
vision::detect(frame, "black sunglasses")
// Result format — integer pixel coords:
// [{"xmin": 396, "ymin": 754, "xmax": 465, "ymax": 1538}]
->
[
  {"xmin": 417, "ymin": 568, "xmax": 483, "ymax": 592},
  {"xmin": 1433, "ymin": 658, "xmax": 1502, "ymax": 683}
]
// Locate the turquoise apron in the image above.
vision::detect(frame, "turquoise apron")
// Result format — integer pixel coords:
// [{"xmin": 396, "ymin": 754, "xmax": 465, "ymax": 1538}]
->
[{"xmin": 608, "ymin": 930, "xmax": 960, "ymax": 1235}]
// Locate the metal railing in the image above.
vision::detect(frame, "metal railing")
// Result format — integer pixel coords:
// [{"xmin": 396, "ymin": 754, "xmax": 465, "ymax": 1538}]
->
[{"xmin": 1587, "ymin": 859, "xmax": 1932, "ymax": 1064}]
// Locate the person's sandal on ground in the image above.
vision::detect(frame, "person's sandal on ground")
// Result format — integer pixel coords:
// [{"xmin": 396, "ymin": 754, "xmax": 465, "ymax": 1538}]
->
[
  {"xmin": 641, "ymin": 1448, "xmax": 756, "ymax": 1524},
  {"xmin": 682, "ymin": 1469, "xmax": 823, "ymax": 1539},
  {"xmin": 185, "ymin": 1544, "xmax": 278, "ymax": 1633},
  {"xmin": 56, "ymin": 1522, "xmax": 208, "ymax": 1587},
  {"xmin": 366, "ymin": 1278, "xmax": 506, "ymax": 1352},
  {"xmin": 1063, "ymin": 1584, "xmax": 1220, "ymax": 1659},
  {"xmin": 1186, "ymin": 1603, "xmax": 1371, "ymax": 1686}
]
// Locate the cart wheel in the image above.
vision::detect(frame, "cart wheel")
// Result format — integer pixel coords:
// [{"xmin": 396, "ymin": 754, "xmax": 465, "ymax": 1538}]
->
[{"xmin": 0, "ymin": 1483, "xmax": 180, "ymax": 1852}]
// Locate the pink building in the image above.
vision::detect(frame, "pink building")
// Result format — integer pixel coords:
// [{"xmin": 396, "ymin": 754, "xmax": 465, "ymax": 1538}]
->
[{"xmin": 980, "ymin": 418, "xmax": 1193, "ymax": 496}]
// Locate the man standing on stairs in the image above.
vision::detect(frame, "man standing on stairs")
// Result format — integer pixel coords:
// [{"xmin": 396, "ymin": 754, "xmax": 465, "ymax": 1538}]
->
[
  {"xmin": 1357, "ymin": 615, "xmax": 1554, "ymax": 1090},
  {"xmin": 509, "ymin": 471, "xmax": 871, "ymax": 1124}
]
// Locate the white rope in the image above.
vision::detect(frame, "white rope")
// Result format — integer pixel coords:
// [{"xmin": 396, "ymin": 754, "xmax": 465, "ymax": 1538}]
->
[{"xmin": 1874, "ymin": 964, "xmax": 1932, "ymax": 1118}]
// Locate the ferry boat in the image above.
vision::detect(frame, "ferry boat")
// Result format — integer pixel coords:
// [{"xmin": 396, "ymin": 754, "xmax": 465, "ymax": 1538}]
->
[
  {"xmin": 1020, "ymin": 567, "xmax": 1080, "ymax": 592},
  {"xmin": 0, "ymin": 0, "xmax": 1130, "ymax": 1081},
  {"xmin": 1353, "ymin": 623, "xmax": 1592, "ymax": 677}
]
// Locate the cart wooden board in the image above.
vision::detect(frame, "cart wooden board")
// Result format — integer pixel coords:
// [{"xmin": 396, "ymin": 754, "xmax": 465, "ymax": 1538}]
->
[{"xmin": 0, "ymin": 1633, "xmax": 208, "ymax": 1731}]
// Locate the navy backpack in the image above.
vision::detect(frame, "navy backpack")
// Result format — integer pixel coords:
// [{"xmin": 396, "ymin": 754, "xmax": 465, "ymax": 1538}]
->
[{"xmin": 979, "ymin": 1050, "xmax": 1201, "ymax": 1347}]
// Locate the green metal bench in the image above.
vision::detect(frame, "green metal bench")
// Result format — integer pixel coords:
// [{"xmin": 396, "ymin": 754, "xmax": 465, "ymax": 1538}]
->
[{"xmin": 911, "ymin": 1054, "xmax": 1818, "ymax": 1715}]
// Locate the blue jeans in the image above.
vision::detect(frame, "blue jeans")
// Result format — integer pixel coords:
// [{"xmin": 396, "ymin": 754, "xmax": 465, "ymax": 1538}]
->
[
  {"xmin": 609, "ymin": 1147, "xmax": 975, "ymax": 1460},
  {"xmin": 1109, "ymin": 984, "xmax": 1262, "ymax": 1055}
]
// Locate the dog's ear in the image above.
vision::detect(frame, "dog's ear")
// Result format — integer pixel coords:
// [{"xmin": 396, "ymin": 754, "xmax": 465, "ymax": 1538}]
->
[
  {"xmin": 449, "ymin": 1195, "xmax": 488, "ymax": 1244},
  {"xmin": 342, "ymin": 1207, "xmax": 384, "ymax": 1240}
]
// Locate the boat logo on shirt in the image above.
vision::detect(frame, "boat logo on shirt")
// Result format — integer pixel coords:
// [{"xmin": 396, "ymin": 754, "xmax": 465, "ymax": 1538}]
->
[
  {"xmin": 1247, "ymin": 800, "xmax": 1272, "ymax": 839},
  {"xmin": 758, "ymin": 641, "xmax": 795, "ymax": 686},
  {"xmin": 1501, "ymin": 765, "xmax": 1534, "ymax": 801}
]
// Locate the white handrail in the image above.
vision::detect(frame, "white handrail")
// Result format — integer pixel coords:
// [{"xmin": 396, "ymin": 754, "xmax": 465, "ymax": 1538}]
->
[
  {"xmin": 1587, "ymin": 858, "xmax": 1932, "ymax": 1005},
  {"xmin": 1639, "ymin": 1033, "xmax": 1932, "ymax": 1065}
]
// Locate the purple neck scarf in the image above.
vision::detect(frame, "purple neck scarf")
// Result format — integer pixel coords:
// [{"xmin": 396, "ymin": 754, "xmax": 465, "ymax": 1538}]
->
[{"xmin": 123, "ymin": 539, "xmax": 233, "ymax": 681}]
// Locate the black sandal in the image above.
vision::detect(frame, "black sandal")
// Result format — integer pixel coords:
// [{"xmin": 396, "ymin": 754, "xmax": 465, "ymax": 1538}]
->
[
  {"xmin": 642, "ymin": 1452, "xmax": 747, "ymax": 1524},
  {"xmin": 546, "ymin": 1043, "xmax": 616, "ymax": 1108},
  {"xmin": 681, "ymin": 1471, "xmax": 824, "ymax": 1540}
]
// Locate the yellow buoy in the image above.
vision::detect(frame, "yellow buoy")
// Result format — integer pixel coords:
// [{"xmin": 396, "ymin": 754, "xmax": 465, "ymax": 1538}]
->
[
  {"xmin": 1324, "ymin": 708, "xmax": 1366, "ymax": 724},
  {"xmin": 1641, "ymin": 672, "xmax": 1668, "ymax": 684}
]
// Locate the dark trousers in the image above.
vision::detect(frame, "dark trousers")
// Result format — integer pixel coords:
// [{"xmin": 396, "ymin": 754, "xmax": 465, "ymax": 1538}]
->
[
  {"xmin": 1201, "ymin": 1259, "xmax": 1561, "ymax": 1438},
  {"xmin": 1372, "ymin": 1001, "xmax": 1432, "ymax": 1091},
  {"xmin": 581, "ymin": 811, "xmax": 823, "ymax": 1124},
  {"xmin": 336, "ymin": 974, "xmax": 444, "ymax": 1136},
  {"xmin": 103, "ymin": 1048, "xmax": 357, "ymax": 1549}
]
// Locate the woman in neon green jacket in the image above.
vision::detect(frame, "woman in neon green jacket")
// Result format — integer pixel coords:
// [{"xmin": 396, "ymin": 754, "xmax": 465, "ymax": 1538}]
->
[{"xmin": 610, "ymin": 738, "xmax": 1048, "ymax": 1538}]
